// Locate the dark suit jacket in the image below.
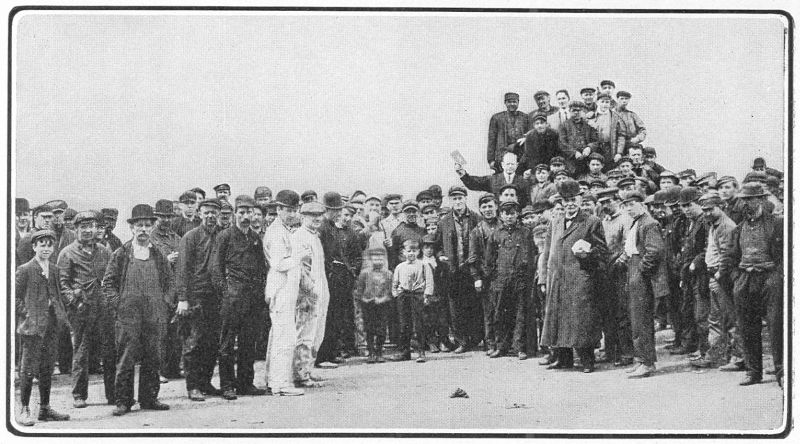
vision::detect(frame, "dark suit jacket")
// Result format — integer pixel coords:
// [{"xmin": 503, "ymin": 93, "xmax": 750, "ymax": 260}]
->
[
  {"xmin": 16, "ymin": 259, "xmax": 69, "ymax": 336},
  {"xmin": 459, "ymin": 172, "xmax": 532, "ymax": 207},
  {"xmin": 631, "ymin": 213, "xmax": 670, "ymax": 299},
  {"xmin": 435, "ymin": 208, "xmax": 481, "ymax": 274}
]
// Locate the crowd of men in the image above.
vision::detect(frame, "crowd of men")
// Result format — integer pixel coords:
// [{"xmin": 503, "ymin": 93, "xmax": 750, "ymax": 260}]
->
[{"xmin": 13, "ymin": 80, "xmax": 786, "ymax": 427}]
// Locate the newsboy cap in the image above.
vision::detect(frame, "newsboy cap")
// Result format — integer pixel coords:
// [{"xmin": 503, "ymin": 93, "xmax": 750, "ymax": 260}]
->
[
  {"xmin": 428, "ymin": 184, "xmax": 443, "ymax": 199},
  {"xmin": 254, "ymin": 186, "xmax": 272, "ymax": 200},
  {"xmin": 478, "ymin": 193, "xmax": 497, "ymax": 206},
  {"xmin": 533, "ymin": 90, "xmax": 550, "ymax": 99},
  {"xmin": 415, "ymin": 190, "xmax": 433, "ymax": 202},
  {"xmin": 220, "ymin": 201, "xmax": 233, "ymax": 213},
  {"xmin": 234, "ymin": 195, "xmax": 256, "ymax": 209},
  {"xmin": 550, "ymin": 156, "xmax": 566, "ymax": 166},
  {"xmin": 504, "ymin": 92, "xmax": 519, "ymax": 101},
  {"xmin": 448, "ymin": 186, "xmax": 467, "ymax": 197},
  {"xmin": 31, "ymin": 229, "xmax": 57, "ymax": 244},
  {"xmin": 568, "ymin": 100, "xmax": 587, "ymax": 110},
  {"xmin": 531, "ymin": 112, "xmax": 548, "ymax": 123},
  {"xmin": 699, "ymin": 191, "xmax": 723, "ymax": 209},
  {"xmin": 44, "ymin": 200, "xmax": 68, "ymax": 212},
  {"xmin": 621, "ymin": 190, "xmax": 645, "ymax": 204},
  {"xmin": 499, "ymin": 201, "xmax": 519, "ymax": 213},
  {"xmin": 616, "ymin": 91, "xmax": 632, "ymax": 99},
  {"xmin": 213, "ymin": 183, "xmax": 231, "ymax": 192},
  {"xmin": 198, "ymin": 197, "xmax": 222, "ymax": 210},
  {"xmin": 600, "ymin": 80, "xmax": 616, "ymax": 88},
  {"xmin": 402, "ymin": 200, "xmax": 420, "ymax": 212},
  {"xmin": 677, "ymin": 169, "xmax": 697, "ymax": 179},
  {"xmin": 596, "ymin": 93, "xmax": 612, "ymax": 102},
  {"xmin": 520, "ymin": 205, "xmax": 535, "ymax": 218},
  {"xmin": 73, "ymin": 210, "xmax": 100, "ymax": 226},
  {"xmin": 596, "ymin": 187, "xmax": 620, "ymax": 203},
  {"xmin": 530, "ymin": 199, "xmax": 553, "ymax": 214},
  {"xmin": 63, "ymin": 208, "xmax": 78, "ymax": 220},
  {"xmin": 300, "ymin": 201, "xmax": 326, "ymax": 215},
  {"xmin": 100, "ymin": 208, "xmax": 119, "ymax": 220},
  {"xmin": 580, "ymin": 87, "xmax": 596, "ymax": 94}
]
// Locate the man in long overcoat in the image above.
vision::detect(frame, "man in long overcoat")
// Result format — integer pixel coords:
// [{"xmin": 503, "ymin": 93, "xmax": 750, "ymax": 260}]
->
[{"xmin": 540, "ymin": 179, "xmax": 608, "ymax": 373}]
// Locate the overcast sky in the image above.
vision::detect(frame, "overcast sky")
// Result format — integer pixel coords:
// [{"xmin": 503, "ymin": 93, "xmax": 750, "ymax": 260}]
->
[{"xmin": 13, "ymin": 12, "xmax": 786, "ymax": 238}]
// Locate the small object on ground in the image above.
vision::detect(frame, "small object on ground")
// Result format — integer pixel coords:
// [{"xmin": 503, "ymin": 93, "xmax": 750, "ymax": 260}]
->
[{"xmin": 450, "ymin": 388, "xmax": 469, "ymax": 398}]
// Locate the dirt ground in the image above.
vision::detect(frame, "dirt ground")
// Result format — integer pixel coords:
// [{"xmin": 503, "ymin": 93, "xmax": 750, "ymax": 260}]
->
[{"xmin": 11, "ymin": 330, "xmax": 786, "ymax": 434}]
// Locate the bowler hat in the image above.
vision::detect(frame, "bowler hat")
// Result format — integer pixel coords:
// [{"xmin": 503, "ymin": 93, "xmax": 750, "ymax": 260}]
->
[
  {"xmin": 556, "ymin": 178, "xmax": 582, "ymax": 199},
  {"xmin": 323, "ymin": 191, "xmax": 344, "ymax": 210},
  {"xmin": 31, "ymin": 229, "xmax": 57, "ymax": 244},
  {"xmin": 74, "ymin": 210, "xmax": 100, "ymax": 226},
  {"xmin": 652, "ymin": 190, "xmax": 669, "ymax": 205},
  {"xmin": 428, "ymin": 185, "xmax": 443, "ymax": 199},
  {"xmin": 300, "ymin": 201, "xmax": 326, "ymax": 215},
  {"xmin": 15, "ymin": 198, "xmax": 30, "ymax": 214},
  {"xmin": 254, "ymin": 186, "xmax": 272, "ymax": 200},
  {"xmin": 678, "ymin": 187, "xmax": 701, "ymax": 205},
  {"xmin": 213, "ymin": 183, "xmax": 231, "ymax": 192},
  {"xmin": 126, "ymin": 205, "xmax": 157, "ymax": 224},
  {"xmin": 274, "ymin": 190, "xmax": 300, "ymax": 208},
  {"xmin": 616, "ymin": 91, "xmax": 631, "ymax": 99},
  {"xmin": 664, "ymin": 187, "xmax": 682, "ymax": 206},
  {"xmin": 198, "ymin": 197, "xmax": 222, "ymax": 210},
  {"xmin": 530, "ymin": 199, "xmax": 553, "ymax": 214},
  {"xmin": 752, "ymin": 157, "xmax": 766, "ymax": 168},
  {"xmin": 402, "ymin": 200, "xmax": 420, "ymax": 212},
  {"xmin": 737, "ymin": 182, "xmax": 769, "ymax": 199},
  {"xmin": 580, "ymin": 87, "xmax": 596, "ymax": 94},
  {"xmin": 154, "ymin": 199, "xmax": 175, "ymax": 216},
  {"xmin": 499, "ymin": 201, "xmax": 519, "ymax": 212},
  {"xmin": 448, "ymin": 186, "xmax": 467, "ymax": 197},
  {"xmin": 504, "ymin": 92, "xmax": 519, "ymax": 101},
  {"xmin": 234, "ymin": 195, "xmax": 256, "ymax": 209}
]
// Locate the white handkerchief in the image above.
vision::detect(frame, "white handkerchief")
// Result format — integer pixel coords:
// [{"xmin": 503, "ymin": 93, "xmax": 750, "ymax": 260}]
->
[{"xmin": 571, "ymin": 239, "xmax": 592, "ymax": 255}]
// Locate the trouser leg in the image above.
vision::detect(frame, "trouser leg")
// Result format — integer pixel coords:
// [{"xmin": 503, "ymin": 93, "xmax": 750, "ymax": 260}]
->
[
  {"xmin": 411, "ymin": 296, "xmax": 426, "ymax": 355},
  {"xmin": 353, "ymin": 295, "xmax": 367, "ymax": 353},
  {"xmin": 38, "ymin": 328, "xmax": 57, "ymax": 406},
  {"xmin": 764, "ymin": 271, "xmax": 783, "ymax": 377},
  {"xmin": 693, "ymin": 272, "xmax": 711, "ymax": 355},
  {"xmin": 138, "ymin": 324, "xmax": 164, "ymax": 405},
  {"xmin": 114, "ymin": 322, "xmax": 139, "ymax": 407},
  {"xmin": 19, "ymin": 334, "xmax": 44, "ymax": 407},
  {"xmin": 479, "ymin": 284, "xmax": 495, "ymax": 349},
  {"xmin": 396, "ymin": 295, "xmax": 413, "ymax": 355},
  {"xmin": 707, "ymin": 277, "xmax": 726, "ymax": 364},
  {"xmin": 678, "ymin": 276, "xmax": 698, "ymax": 351},
  {"xmin": 70, "ymin": 304, "xmax": 98, "ymax": 400},
  {"xmin": 236, "ymin": 294, "xmax": 258, "ymax": 389},
  {"xmin": 512, "ymin": 286, "xmax": 527, "ymax": 354},
  {"xmin": 628, "ymin": 259, "xmax": 656, "ymax": 366},
  {"xmin": 734, "ymin": 272, "xmax": 763, "ymax": 377},
  {"xmin": 218, "ymin": 296, "xmax": 242, "ymax": 392},
  {"xmin": 98, "ymin": 310, "xmax": 116, "ymax": 403},
  {"xmin": 293, "ymin": 294, "xmax": 317, "ymax": 382}
]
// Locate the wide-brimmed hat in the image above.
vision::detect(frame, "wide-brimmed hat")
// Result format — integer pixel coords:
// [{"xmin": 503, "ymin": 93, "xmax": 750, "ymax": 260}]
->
[
  {"xmin": 127, "ymin": 204, "xmax": 158, "ymax": 224},
  {"xmin": 737, "ymin": 182, "xmax": 769, "ymax": 199}
]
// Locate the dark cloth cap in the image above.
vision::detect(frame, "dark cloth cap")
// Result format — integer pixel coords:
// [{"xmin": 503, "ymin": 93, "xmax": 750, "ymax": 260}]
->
[
  {"xmin": 766, "ymin": 176, "xmax": 780, "ymax": 187},
  {"xmin": 190, "ymin": 187, "xmax": 206, "ymax": 198},
  {"xmin": 617, "ymin": 156, "xmax": 633, "ymax": 165},
  {"xmin": 199, "ymin": 197, "xmax": 222, "ymax": 210},
  {"xmin": 213, "ymin": 183, "xmax": 231, "ymax": 192},
  {"xmin": 275, "ymin": 190, "xmax": 300, "ymax": 208},
  {"xmin": 350, "ymin": 190, "xmax": 367, "ymax": 201},
  {"xmin": 616, "ymin": 177, "xmax": 636, "ymax": 189},
  {"xmin": 101, "ymin": 208, "xmax": 119, "ymax": 219},
  {"xmin": 692, "ymin": 173, "xmax": 717, "ymax": 187},
  {"xmin": 300, "ymin": 190, "xmax": 318, "ymax": 202},
  {"xmin": 616, "ymin": 91, "xmax": 632, "ymax": 99},
  {"xmin": 44, "ymin": 200, "xmax": 68, "ymax": 211},
  {"xmin": 677, "ymin": 169, "xmax": 697, "ymax": 178},
  {"xmin": 504, "ymin": 92, "xmax": 520, "ymax": 101},
  {"xmin": 737, "ymin": 182, "xmax": 769, "ymax": 199},
  {"xmin": 15, "ymin": 198, "xmax": 30, "ymax": 214},
  {"xmin": 428, "ymin": 184, "xmax": 443, "ymax": 198},
  {"xmin": 716, "ymin": 175, "xmax": 738, "ymax": 187},
  {"xmin": 499, "ymin": 183, "xmax": 518, "ymax": 194},
  {"xmin": 448, "ymin": 186, "xmax": 467, "ymax": 197},
  {"xmin": 590, "ymin": 178, "xmax": 607, "ymax": 188},
  {"xmin": 577, "ymin": 180, "xmax": 590, "ymax": 187},
  {"xmin": 63, "ymin": 208, "xmax": 78, "ymax": 219},
  {"xmin": 420, "ymin": 202, "xmax": 438, "ymax": 213},
  {"xmin": 534, "ymin": 163, "xmax": 550, "ymax": 171},
  {"xmin": 568, "ymin": 100, "xmax": 587, "ymax": 110},
  {"xmin": 553, "ymin": 169, "xmax": 571, "ymax": 178},
  {"xmin": 621, "ymin": 190, "xmax": 645, "ymax": 204},
  {"xmin": 254, "ymin": 186, "xmax": 272, "ymax": 199},
  {"xmin": 384, "ymin": 193, "xmax": 403, "ymax": 203},
  {"xmin": 587, "ymin": 152, "xmax": 605, "ymax": 163},
  {"xmin": 32, "ymin": 204, "xmax": 54, "ymax": 216},
  {"xmin": 154, "ymin": 199, "xmax": 175, "ymax": 216},
  {"xmin": 580, "ymin": 87, "xmax": 596, "ymax": 94},
  {"xmin": 659, "ymin": 170, "xmax": 678, "ymax": 180},
  {"xmin": 664, "ymin": 187, "xmax": 683, "ymax": 206},
  {"xmin": 127, "ymin": 204, "xmax": 157, "ymax": 224},
  {"xmin": 179, "ymin": 190, "xmax": 198, "ymax": 203},
  {"xmin": 530, "ymin": 199, "xmax": 553, "ymax": 213},
  {"xmin": 402, "ymin": 200, "xmax": 420, "ymax": 212},
  {"xmin": 533, "ymin": 90, "xmax": 550, "ymax": 99},
  {"xmin": 422, "ymin": 234, "xmax": 436, "ymax": 245},
  {"xmin": 678, "ymin": 186, "xmax": 702, "ymax": 204},
  {"xmin": 550, "ymin": 156, "xmax": 566, "ymax": 166},
  {"xmin": 743, "ymin": 171, "xmax": 768, "ymax": 184},
  {"xmin": 606, "ymin": 168, "xmax": 622, "ymax": 178},
  {"xmin": 220, "ymin": 201, "xmax": 234, "ymax": 213},
  {"xmin": 596, "ymin": 187, "xmax": 620, "ymax": 203},
  {"xmin": 642, "ymin": 146, "xmax": 657, "ymax": 156},
  {"xmin": 596, "ymin": 93, "xmax": 612, "ymax": 101},
  {"xmin": 652, "ymin": 190, "xmax": 669, "ymax": 204},
  {"xmin": 752, "ymin": 157, "xmax": 766, "ymax": 168},
  {"xmin": 323, "ymin": 191, "xmax": 344, "ymax": 210},
  {"xmin": 235, "ymin": 195, "xmax": 256, "ymax": 208},
  {"xmin": 556, "ymin": 178, "xmax": 582, "ymax": 199},
  {"xmin": 31, "ymin": 229, "xmax": 57, "ymax": 244},
  {"xmin": 520, "ymin": 205, "xmax": 535, "ymax": 217},
  {"xmin": 74, "ymin": 210, "xmax": 100, "ymax": 226},
  {"xmin": 582, "ymin": 193, "xmax": 598, "ymax": 203},
  {"xmin": 499, "ymin": 201, "xmax": 519, "ymax": 212},
  {"xmin": 300, "ymin": 201, "xmax": 326, "ymax": 215},
  {"xmin": 531, "ymin": 112, "xmax": 548, "ymax": 123},
  {"xmin": 416, "ymin": 190, "xmax": 433, "ymax": 202},
  {"xmin": 600, "ymin": 80, "xmax": 616, "ymax": 88},
  {"xmin": 699, "ymin": 191, "xmax": 723, "ymax": 208},
  {"xmin": 478, "ymin": 193, "xmax": 498, "ymax": 206}
]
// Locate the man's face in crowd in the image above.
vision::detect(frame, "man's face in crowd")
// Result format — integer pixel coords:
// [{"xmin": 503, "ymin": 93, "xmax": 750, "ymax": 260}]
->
[
  {"xmin": 624, "ymin": 200, "xmax": 646, "ymax": 218},
  {"xmin": 16, "ymin": 211, "xmax": 31, "ymax": 231},
  {"xmin": 234, "ymin": 205, "xmax": 253, "ymax": 230},
  {"xmin": 404, "ymin": 246, "xmax": 419, "ymax": 263},
  {"xmin": 52, "ymin": 210, "xmax": 65, "ymax": 228},
  {"xmin": 554, "ymin": 175, "xmax": 568, "ymax": 185},
  {"xmin": 556, "ymin": 92, "xmax": 569, "ymax": 109},
  {"xmin": 522, "ymin": 214, "xmax": 536, "ymax": 227},
  {"xmin": 597, "ymin": 98, "xmax": 611, "ymax": 112},
  {"xmin": 432, "ymin": 197, "xmax": 442, "ymax": 207},
  {"xmin": 421, "ymin": 207, "xmax": 437, "ymax": 224},
  {"xmin": 365, "ymin": 199, "xmax": 381, "ymax": 215},
  {"xmin": 180, "ymin": 198, "xmax": 197, "ymax": 218},
  {"xmin": 644, "ymin": 153, "xmax": 656, "ymax": 166},
  {"xmin": 563, "ymin": 195, "xmax": 581, "ymax": 217},
  {"xmin": 718, "ymin": 181, "xmax": 738, "ymax": 200},
  {"xmin": 600, "ymin": 200, "xmax": 616, "ymax": 216},
  {"xmin": 341, "ymin": 209, "xmax": 355, "ymax": 226},
  {"xmin": 387, "ymin": 199, "xmax": 402, "ymax": 215},
  {"xmin": 349, "ymin": 201, "xmax": 365, "ymax": 217},
  {"xmin": 533, "ymin": 119, "xmax": 548, "ymax": 134},
  {"xmin": 600, "ymin": 84, "xmax": 614, "ymax": 96},
  {"xmin": 680, "ymin": 201, "xmax": 703, "ymax": 218},
  {"xmin": 216, "ymin": 189, "xmax": 231, "ymax": 200},
  {"xmin": 479, "ymin": 200, "xmax": 497, "ymax": 220},
  {"xmin": 551, "ymin": 163, "xmax": 565, "ymax": 174},
  {"xmin": 199, "ymin": 204, "xmax": 220, "ymax": 228},
  {"xmin": 607, "ymin": 177, "xmax": 620, "ymax": 188},
  {"xmin": 302, "ymin": 213, "xmax": 325, "ymax": 231},
  {"xmin": 76, "ymin": 219, "xmax": 97, "ymax": 244},
  {"xmin": 251, "ymin": 207, "xmax": 264, "ymax": 230},
  {"xmin": 588, "ymin": 160, "xmax": 603, "ymax": 174},
  {"xmin": 753, "ymin": 165, "xmax": 766, "ymax": 173},
  {"xmin": 580, "ymin": 200, "xmax": 596, "ymax": 216},
  {"xmin": 256, "ymin": 197, "xmax": 271, "ymax": 207},
  {"xmin": 552, "ymin": 201, "xmax": 565, "ymax": 218},
  {"xmin": 500, "ymin": 209, "xmax": 518, "ymax": 226},
  {"xmin": 95, "ymin": 222, "xmax": 106, "ymax": 241},
  {"xmin": 105, "ymin": 217, "xmax": 117, "ymax": 231},
  {"xmin": 569, "ymin": 107, "xmax": 583, "ymax": 121},
  {"xmin": 629, "ymin": 149, "xmax": 644, "ymax": 166},
  {"xmin": 617, "ymin": 96, "xmax": 630, "ymax": 110},
  {"xmin": 535, "ymin": 169, "xmax": 550, "ymax": 183},
  {"xmin": 501, "ymin": 154, "xmax": 518, "ymax": 175},
  {"xmin": 450, "ymin": 195, "xmax": 466, "ymax": 213},
  {"xmin": 660, "ymin": 178, "xmax": 677, "ymax": 190},
  {"xmin": 156, "ymin": 214, "xmax": 173, "ymax": 231},
  {"xmin": 535, "ymin": 94, "xmax": 550, "ymax": 110},
  {"xmin": 679, "ymin": 176, "xmax": 695, "ymax": 188},
  {"xmin": 131, "ymin": 219, "xmax": 155, "ymax": 244},
  {"xmin": 276, "ymin": 205, "xmax": 298, "ymax": 227},
  {"xmin": 403, "ymin": 208, "xmax": 418, "ymax": 225},
  {"xmin": 579, "ymin": 184, "xmax": 590, "ymax": 194},
  {"xmin": 32, "ymin": 239, "xmax": 55, "ymax": 262},
  {"xmin": 35, "ymin": 211, "xmax": 54, "ymax": 231},
  {"xmin": 418, "ymin": 198, "xmax": 433, "ymax": 208},
  {"xmin": 740, "ymin": 197, "xmax": 763, "ymax": 218},
  {"xmin": 651, "ymin": 203, "xmax": 672, "ymax": 220},
  {"xmin": 702, "ymin": 204, "xmax": 723, "ymax": 223},
  {"xmin": 505, "ymin": 98, "xmax": 519, "ymax": 113},
  {"xmin": 581, "ymin": 91, "xmax": 595, "ymax": 104},
  {"xmin": 619, "ymin": 161, "xmax": 633, "ymax": 175},
  {"xmin": 265, "ymin": 209, "xmax": 277, "ymax": 227},
  {"xmin": 172, "ymin": 202, "xmax": 182, "ymax": 217},
  {"xmin": 219, "ymin": 211, "xmax": 233, "ymax": 228},
  {"xmin": 63, "ymin": 217, "xmax": 75, "ymax": 231},
  {"xmin": 499, "ymin": 188, "xmax": 518, "ymax": 203},
  {"xmin": 426, "ymin": 224, "xmax": 438, "ymax": 236}
]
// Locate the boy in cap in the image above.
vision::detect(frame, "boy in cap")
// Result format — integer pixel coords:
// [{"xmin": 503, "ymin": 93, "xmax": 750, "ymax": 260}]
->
[
  {"xmin": 558, "ymin": 100, "xmax": 599, "ymax": 176},
  {"xmin": 467, "ymin": 193, "xmax": 502, "ymax": 355},
  {"xmin": 549, "ymin": 156, "xmax": 567, "ymax": 175},
  {"xmin": 212, "ymin": 196, "xmax": 269, "ymax": 399},
  {"xmin": 716, "ymin": 176, "xmax": 743, "ymax": 224},
  {"xmin": 102, "ymin": 204, "xmax": 173, "ymax": 415},
  {"xmin": 659, "ymin": 171, "xmax": 680, "ymax": 191},
  {"xmin": 353, "ymin": 247, "xmax": 393, "ymax": 363},
  {"xmin": 615, "ymin": 91, "xmax": 647, "ymax": 152},
  {"xmin": 421, "ymin": 234, "xmax": 450, "ymax": 354},
  {"xmin": 16, "ymin": 230, "xmax": 71, "ymax": 426},
  {"xmin": 522, "ymin": 112, "xmax": 560, "ymax": 171},
  {"xmin": 254, "ymin": 186, "xmax": 273, "ymax": 206},
  {"xmin": 63, "ymin": 208, "xmax": 78, "ymax": 231},
  {"xmin": 392, "ymin": 239, "xmax": 434, "ymax": 363},
  {"xmin": 486, "ymin": 201, "xmax": 534, "ymax": 359},
  {"xmin": 578, "ymin": 153, "xmax": 608, "ymax": 184},
  {"xmin": 527, "ymin": 164, "xmax": 558, "ymax": 205},
  {"xmin": 488, "ymin": 92, "xmax": 531, "ymax": 173}
]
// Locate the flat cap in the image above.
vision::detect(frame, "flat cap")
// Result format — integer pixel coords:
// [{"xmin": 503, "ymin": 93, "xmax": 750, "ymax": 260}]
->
[
  {"xmin": 299, "ymin": 201, "xmax": 326, "ymax": 215},
  {"xmin": 100, "ymin": 208, "xmax": 119, "ymax": 219},
  {"xmin": 31, "ymin": 204, "xmax": 53, "ymax": 217},
  {"xmin": 606, "ymin": 168, "xmax": 623, "ymax": 179},
  {"xmin": 274, "ymin": 190, "xmax": 300, "ymax": 207},
  {"xmin": 499, "ymin": 201, "xmax": 519, "ymax": 212},
  {"xmin": 254, "ymin": 186, "xmax": 272, "ymax": 200},
  {"xmin": 520, "ymin": 205, "xmax": 535, "ymax": 217},
  {"xmin": 63, "ymin": 208, "xmax": 78, "ymax": 220},
  {"xmin": 752, "ymin": 157, "xmax": 766, "ymax": 168},
  {"xmin": 422, "ymin": 234, "xmax": 436, "ymax": 245},
  {"xmin": 580, "ymin": 87, "xmax": 596, "ymax": 94},
  {"xmin": 550, "ymin": 156, "xmax": 566, "ymax": 166},
  {"xmin": 699, "ymin": 191, "xmax": 723, "ymax": 208},
  {"xmin": 73, "ymin": 210, "xmax": 100, "ymax": 226},
  {"xmin": 364, "ymin": 194, "xmax": 382, "ymax": 204},
  {"xmin": 323, "ymin": 191, "xmax": 344, "ymax": 210},
  {"xmin": 642, "ymin": 146, "xmax": 657, "ymax": 156},
  {"xmin": 504, "ymin": 92, "xmax": 519, "ymax": 101},
  {"xmin": 590, "ymin": 178, "xmax": 607, "ymax": 188},
  {"xmin": 692, "ymin": 172, "xmax": 717, "ymax": 187},
  {"xmin": 220, "ymin": 201, "xmax": 233, "ymax": 213},
  {"xmin": 743, "ymin": 171, "xmax": 768, "ymax": 184},
  {"xmin": 478, "ymin": 193, "xmax": 498, "ymax": 206},
  {"xmin": 213, "ymin": 183, "xmax": 231, "ymax": 192},
  {"xmin": 420, "ymin": 202, "xmax": 439, "ymax": 213},
  {"xmin": 533, "ymin": 90, "xmax": 550, "ymax": 99},
  {"xmin": 31, "ymin": 229, "xmax": 57, "ymax": 244},
  {"xmin": 617, "ymin": 156, "xmax": 633, "ymax": 165},
  {"xmin": 448, "ymin": 186, "xmax": 467, "ymax": 197},
  {"xmin": 616, "ymin": 91, "xmax": 632, "ymax": 99},
  {"xmin": 402, "ymin": 200, "xmax": 420, "ymax": 212},
  {"xmin": 190, "ymin": 187, "xmax": 206, "ymax": 199},
  {"xmin": 499, "ymin": 183, "xmax": 519, "ymax": 194},
  {"xmin": 530, "ymin": 199, "xmax": 553, "ymax": 213},
  {"xmin": 531, "ymin": 112, "xmax": 548, "ymax": 123},
  {"xmin": 428, "ymin": 184, "xmax": 443, "ymax": 198},
  {"xmin": 600, "ymin": 80, "xmax": 616, "ymax": 88},
  {"xmin": 596, "ymin": 93, "xmax": 612, "ymax": 101},
  {"xmin": 534, "ymin": 163, "xmax": 550, "ymax": 171},
  {"xmin": 659, "ymin": 170, "xmax": 678, "ymax": 181},
  {"xmin": 384, "ymin": 193, "xmax": 403, "ymax": 203},
  {"xmin": 416, "ymin": 190, "xmax": 433, "ymax": 202},
  {"xmin": 234, "ymin": 195, "xmax": 256, "ymax": 208},
  {"xmin": 716, "ymin": 175, "xmax": 738, "ymax": 187},
  {"xmin": 587, "ymin": 152, "xmax": 605, "ymax": 163},
  {"xmin": 198, "ymin": 197, "xmax": 222, "ymax": 210},
  {"xmin": 621, "ymin": 190, "xmax": 645, "ymax": 204},
  {"xmin": 616, "ymin": 176, "xmax": 636, "ymax": 189},
  {"xmin": 677, "ymin": 169, "xmax": 697, "ymax": 179},
  {"xmin": 553, "ymin": 169, "xmax": 571, "ymax": 179},
  {"xmin": 596, "ymin": 187, "xmax": 620, "ymax": 203},
  {"xmin": 568, "ymin": 100, "xmax": 587, "ymax": 110},
  {"xmin": 678, "ymin": 186, "xmax": 702, "ymax": 204}
]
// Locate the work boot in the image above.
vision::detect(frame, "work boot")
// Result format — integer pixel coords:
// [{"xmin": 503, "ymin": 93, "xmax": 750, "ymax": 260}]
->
[
  {"xmin": 221, "ymin": 389, "xmax": 238, "ymax": 400},
  {"xmin": 416, "ymin": 351, "xmax": 426, "ymax": 363},
  {"xmin": 201, "ymin": 383, "xmax": 223, "ymax": 397},
  {"xmin": 428, "ymin": 343, "xmax": 440, "ymax": 353},
  {"xmin": 538, "ymin": 355, "xmax": 553, "ymax": 366},
  {"xmin": 18, "ymin": 406, "xmax": 34, "ymax": 426},
  {"xmin": 439, "ymin": 342, "xmax": 452, "ymax": 353},
  {"xmin": 488, "ymin": 349, "xmax": 503, "ymax": 358},
  {"xmin": 669, "ymin": 345, "xmax": 692, "ymax": 355},
  {"xmin": 112, "ymin": 404, "xmax": 131, "ymax": 416},
  {"xmin": 375, "ymin": 348, "xmax": 386, "ymax": 363},
  {"xmin": 739, "ymin": 374, "xmax": 762, "ymax": 386},
  {"xmin": 237, "ymin": 385, "xmax": 267, "ymax": 396},
  {"xmin": 518, "ymin": 352, "xmax": 528, "ymax": 361},
  {"xmin": 627, "ymin": 364, "xmax": 654, "ymax": 378},
  {"xmin": 276, "ymin": 387, "xmax": 304, "ymax": 396},
  {"xmin": 72, "ymin": 398, "xmax": 87, "ymax": 409},
  {"xmin": 188, "ymin": 389, "xmax": 205, "ymax": 401},
  {"xmin": 626, "ymin": 362, "xmax": 643, "ymax": 373},
  {"xmin": 388, "ymin": 352, "xmax": 411, "ymax": 362},
  {"xmin": 38, "ymin": 406, "xmax": 70, "ymax": 422},
  {"xmin": 719, "ymin": 360, "xmax": 745, "ymax": 372},
  {"xmin": 690, "ymin": 358, "xmax": 712, "ymax": 368},
  {"xmin": 366, "ymin": 352, "xmax": 377, "ymax": 364},
  {"xmin": 453, "ymin": 345, "xmax": 467, "ymax": 354},
  {"xmin": 140, "ymin": 400, "xmax": 170, "ymax": 411}
]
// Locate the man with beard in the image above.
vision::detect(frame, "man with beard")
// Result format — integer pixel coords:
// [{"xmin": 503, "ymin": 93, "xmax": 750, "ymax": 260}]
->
[
  {"xmin": 720, "ymin": 183, "xmax": 783, "ymax": 387},
  {"xmin": 317, "ymin": 192, "xmax": 362, "ymax": 366},
  {"xmin": 671, "ymin": 187, "xmax": 709, "ymax": 362},
  {"xmin": 171, "ymin": 191, "xmax": 201, "ymax": 237},
  {"xmin": 595, "ymin": 188, "xmax": 634, "ymax": 367},
  {"xmin": 102, "ymin": 204, "xmax": 172, "ymax": 416},
  {"xmin": 292, "ymin": 201, "xmax": 330, "ymax": 387},
  {"xmin": 57, "ymin": 210, "xmax": 115, "ymax": 408},
  {"xmin": 558, "ymin": 101, "xmax": 599, "ymax": 176},
  {"xmin": 620, "ymin": 191, "xmax": 668, "ymax": 378},
  {"xmin": 212, "ymin": 195, "xmax": 269, "ymax": 400},
  {"xmin": 150, "ymin": 199, "xmax": 182, "ymax": 381},
  {"xmin": 63, "ymin": 208, "xmax": 78, "ymax": 231},
  {"xmin": 100, "ymin": 209, "xmax": 123, "ymax": 253},
  {"xmin": 175, "ymin": 198, "xmax": 224, "ymax": 401},
  {"xmin": 628, "ymin": 145, "xmax": 660, "ymax": 190},
  {"xmin": 436, "ymin": 186, "xmax": 483, "ymax": 353},
  {"xmin": 214, "ymin": 183, "xmax": 232, "ymax": 202},
  {"xmin": 540, "ymin": 178, "xmax": 608, "ymax": 373},
  {"xmin": 458, "ymin": 152, "xmax": 532, "ymax": 207},
  {"xmin": 716, "ymin": 176, "xmax": 744, "ymax": 224},
  {"xmin": 467, "ymin": 194, "xmax": 501, "ymax": 356},
  {"xmin": 696, "ymin": 192, "xmax": 743, "ymax": 371},
  {"xmin": 615, "ymin": 91, "xmax": 647, "ymax": 153},
  {"xmin": 488, "ymin": 92, "xmax": 530, "ymax": 172},
  {"xmin": 521, "ymin": 113, "xmax": 561, "ymax": 172}
]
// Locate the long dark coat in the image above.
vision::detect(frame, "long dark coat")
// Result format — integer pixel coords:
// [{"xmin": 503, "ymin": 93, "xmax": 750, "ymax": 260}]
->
[{"xmin": 540, "ymin": 211, "xmax": 608, "ymax": 348}]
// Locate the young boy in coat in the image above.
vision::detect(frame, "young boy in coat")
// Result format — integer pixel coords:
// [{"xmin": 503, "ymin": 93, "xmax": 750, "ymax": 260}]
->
[
  {"xmin": 421, "ymin": 234, "xmax": 450, "ymax": 353},
  {"xmin": 353, "ymin": 248, "xmax": 393, "ymax": 363},
  {"xmin": 392, "ymin": 240, "xmax": 434, "ymax": 363},
  {"xmin": 16, "ymin": 230, "xmax": 70, "ymax": 426}
]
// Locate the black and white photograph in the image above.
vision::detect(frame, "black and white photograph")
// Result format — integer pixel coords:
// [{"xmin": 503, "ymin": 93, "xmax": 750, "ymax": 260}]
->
[{"xmin": 3, "ymin": 1, "xmax": 794, "ymax": 439}]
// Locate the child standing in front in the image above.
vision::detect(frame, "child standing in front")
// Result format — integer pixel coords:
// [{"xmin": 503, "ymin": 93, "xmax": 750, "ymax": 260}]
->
[
  {"xmin": 353, "ymin": 247, "xmax": 393, "ymax": 364},
  {"xmin": 420, "ymin": 234, "xmax": 449, "ymax": 354},
  {"xmin": 391, "ymin": 240, "xmax": 433, "ymax": 363}
]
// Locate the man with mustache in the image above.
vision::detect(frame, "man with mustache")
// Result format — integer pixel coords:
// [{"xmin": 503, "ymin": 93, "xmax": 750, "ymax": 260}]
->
[{"xmin": 212, "ymin": 195, "xmax": 269, "ymax": 400}]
